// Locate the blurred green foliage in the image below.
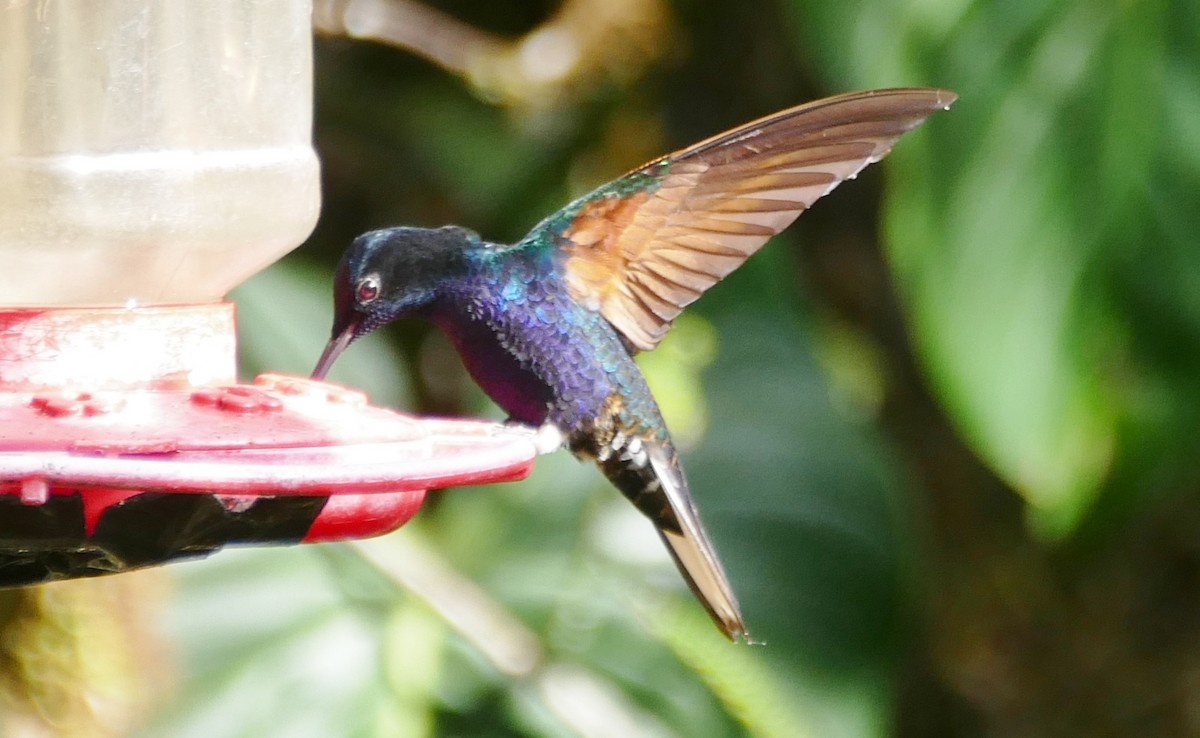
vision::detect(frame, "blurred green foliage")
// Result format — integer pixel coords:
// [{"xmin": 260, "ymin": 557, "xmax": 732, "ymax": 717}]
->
[{"xmin": 139, "ymin": 0, "xmax": 1200, "ymax": 736}]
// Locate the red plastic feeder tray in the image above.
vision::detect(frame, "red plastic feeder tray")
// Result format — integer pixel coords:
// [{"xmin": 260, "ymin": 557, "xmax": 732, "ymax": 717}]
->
[{"xmin": 0, "ymin": 304, "xmax": 538, "ymax": 585}]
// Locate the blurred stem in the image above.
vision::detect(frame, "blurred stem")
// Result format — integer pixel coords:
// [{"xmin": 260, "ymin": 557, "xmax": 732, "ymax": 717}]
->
[
  {"xmin": 0, "ymin": 575, "xmax": 168, "ymax": 738},
  {"xmin": 347, "ymin": 535, "xmax": 540, "ymax": 678},
  {"xmin": 347, "ymin": 535, "xmax": 676, "ymax": 738},
  {"xmin": 651, "ymin": 603, "xmax": 813, "ymax": 738},
  {"xmin": 314, "ymin": 0, "xmax": 502, "ymax": 80},
  {"xmin": 313, "ymin": 0, "xmax": 671, "ymax": 108}
]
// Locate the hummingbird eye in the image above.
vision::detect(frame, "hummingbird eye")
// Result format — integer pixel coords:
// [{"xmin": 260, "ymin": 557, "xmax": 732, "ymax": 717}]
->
[{"xmin": 355, "ymin": 274, "xmax": 381, "ymax": 305}]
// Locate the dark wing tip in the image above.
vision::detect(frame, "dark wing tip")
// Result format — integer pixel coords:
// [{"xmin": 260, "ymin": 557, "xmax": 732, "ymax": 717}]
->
[
  {"xmin": 644, "ymin": 450, "xmax": 747, "ymax": 641},
  {"xmin": 668, "ymin": 86, "xmax": 957, "ymax": 165}
]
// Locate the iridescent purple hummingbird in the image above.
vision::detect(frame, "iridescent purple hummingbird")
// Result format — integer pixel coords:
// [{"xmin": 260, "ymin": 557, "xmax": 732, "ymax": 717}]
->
[{"xmin": 313, "ymin": 88, "xmax": 956, "ymax": 640}]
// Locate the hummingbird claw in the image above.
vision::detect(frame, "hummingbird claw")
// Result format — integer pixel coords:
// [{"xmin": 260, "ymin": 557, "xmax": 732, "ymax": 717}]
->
[
  {"xmin": 531, "ymin": 423, "xmax": 565, "ymax": 454},
  {"xmin": 490, "ymin": 420, "xmax": 562, "ymax": 455}
]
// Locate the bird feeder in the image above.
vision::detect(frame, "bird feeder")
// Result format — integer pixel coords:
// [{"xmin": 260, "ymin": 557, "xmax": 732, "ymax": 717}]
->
[{"xmin": 0, "ymin": 0, "xmax": 536, "ymax": 585}]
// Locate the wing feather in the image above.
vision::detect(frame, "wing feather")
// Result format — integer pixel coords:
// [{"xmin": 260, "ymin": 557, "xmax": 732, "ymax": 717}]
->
[{"xmin": 530, "ymin": 87, "xmax": 956, "ymax": 350}]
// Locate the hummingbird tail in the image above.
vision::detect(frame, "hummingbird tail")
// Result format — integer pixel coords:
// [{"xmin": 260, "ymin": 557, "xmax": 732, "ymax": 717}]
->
[{"xmin": 590, "ymin": 436, "xmax": 747, "ymax": 641}]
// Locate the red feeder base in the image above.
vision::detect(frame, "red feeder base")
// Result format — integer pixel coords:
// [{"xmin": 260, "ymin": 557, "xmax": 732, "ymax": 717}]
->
[{"xmin": 0, "ymin": 303, "xmax": 537, "ymax": 585}]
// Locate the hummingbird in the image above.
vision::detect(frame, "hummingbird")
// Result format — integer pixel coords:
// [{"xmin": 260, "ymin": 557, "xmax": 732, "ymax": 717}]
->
[{"xmin": 312, "ymin": 88, "xmax": 956, "ymax": 641}]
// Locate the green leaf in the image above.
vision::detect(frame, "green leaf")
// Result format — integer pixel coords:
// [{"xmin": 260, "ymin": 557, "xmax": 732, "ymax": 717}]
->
[{"xmin": 789, "ymin": 0, "xmax": 1200, "ymax": 535}]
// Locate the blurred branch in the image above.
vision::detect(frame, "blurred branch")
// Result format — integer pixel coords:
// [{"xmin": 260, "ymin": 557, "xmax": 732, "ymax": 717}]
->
[
  {"xmin": 314, "ymin": 0, "xmax": 501, "ymax": 80},
  {"xmin": 313, "ymin": 0, "xmax": 671, "ymax": 108},
  {"xmin": 650, "ymin": 605, "xmax": 812, "ymax": 738},
  {"xmin": 0, "ymin": 575, "xmax": 169, "ymax": 738},
  {"xmin": 348, "ymin": 535, "xmax": 677, "ymax": 738},
  {"xmin": 348, "ymin": 534, "xmax": 537, "ymax": 677}
]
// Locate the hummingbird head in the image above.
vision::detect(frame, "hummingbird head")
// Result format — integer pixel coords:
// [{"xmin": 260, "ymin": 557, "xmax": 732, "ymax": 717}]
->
[{"xmin": 313, "ymin": 225, "xmax": 478, "ymax": 379}]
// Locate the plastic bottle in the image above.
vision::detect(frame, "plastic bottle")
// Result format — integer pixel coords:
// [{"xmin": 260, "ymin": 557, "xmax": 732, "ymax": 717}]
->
[{"xmin": 0, "ymin": 0, "xmax": 320, "ymax": 306}]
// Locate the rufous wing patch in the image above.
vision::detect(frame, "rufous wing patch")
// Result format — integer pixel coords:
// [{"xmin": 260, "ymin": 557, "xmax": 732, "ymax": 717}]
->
[
  {"xmin": 553, "ymin": 88, "xmax": 957, "ymax": 351},
  {"xmin": 562, "ymin": 190, "xmax": 651, "ymax": 311}
]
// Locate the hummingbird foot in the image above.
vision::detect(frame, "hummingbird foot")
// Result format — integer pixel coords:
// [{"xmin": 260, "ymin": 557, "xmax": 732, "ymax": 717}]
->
[
  {"xmin": 498, "ymin": 419, "xmax": 565, "ymax": 455},
  {"xmin": 531, "ymin": 422, "xmax": 566, "ymax": 454}
]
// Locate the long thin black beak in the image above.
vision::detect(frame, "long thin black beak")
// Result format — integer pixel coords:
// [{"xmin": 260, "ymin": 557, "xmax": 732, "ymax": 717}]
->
[{"xmin": 312, "ymin": 320, "xmax": 359, "ymax": 380}]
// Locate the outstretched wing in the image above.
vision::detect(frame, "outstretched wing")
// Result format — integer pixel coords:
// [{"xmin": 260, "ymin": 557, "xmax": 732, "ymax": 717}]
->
[{"xmin": 526, "ymin": 87, "xmax": 956, "ymax": 351}]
